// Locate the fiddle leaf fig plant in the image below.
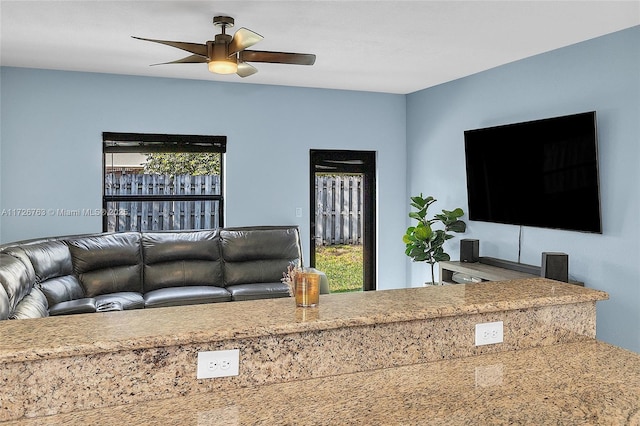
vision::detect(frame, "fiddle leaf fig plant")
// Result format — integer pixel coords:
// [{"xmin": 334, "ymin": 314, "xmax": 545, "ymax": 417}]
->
[{"xmin": 402, "ymin": 194, "xmax": 467, "ymax": 285}]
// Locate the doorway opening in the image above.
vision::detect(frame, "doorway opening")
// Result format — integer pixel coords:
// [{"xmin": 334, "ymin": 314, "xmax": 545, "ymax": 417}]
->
[{"xmin": 309, "ymin": 150, "xmax": 376, "ymax": 292}]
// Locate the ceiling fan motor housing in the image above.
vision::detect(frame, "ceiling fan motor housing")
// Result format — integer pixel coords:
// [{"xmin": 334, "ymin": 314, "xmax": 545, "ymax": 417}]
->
[{"xmin": 209, "ymin": 34, "xmax": 234, "ymax": 61}]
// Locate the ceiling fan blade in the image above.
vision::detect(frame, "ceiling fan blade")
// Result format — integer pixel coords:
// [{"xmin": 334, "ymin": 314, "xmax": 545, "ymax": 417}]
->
[
  {"xmin": 237, "ymin": 62, "xmax": 258, "ymax": 78},
  {"xmin": 228, "ymin": 28, "xmax": 264, "ymax": 56},
  {"xmin": 240, "ymin": 50, "xmax": 316, "ymax": 65},
  {"xmin": 132, "ymin": 36, "xmax": 207, "ymax": 57},
  {"xmin": 151, "ymin": 54, "xmax": 208, "ymax": 66}
]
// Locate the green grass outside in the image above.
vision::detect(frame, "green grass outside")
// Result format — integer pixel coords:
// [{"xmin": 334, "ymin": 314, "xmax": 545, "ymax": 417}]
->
[{"xmin": 315, "ymin": 244, "xmax": 363, "ymax": 293}]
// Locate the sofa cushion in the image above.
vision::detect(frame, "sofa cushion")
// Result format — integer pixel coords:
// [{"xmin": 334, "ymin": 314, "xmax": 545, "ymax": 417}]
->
[
  {"xmin": 220, "ymin": 226, "xmax": 302, "ymax": 287},
  {"xmin": 226, "ymin": 282, "xmax": 292, "ymax": 301},
  {"xmin": 10, "ymin": 287, "xmax": 49, "ymax": 319},
  {"xmin": 49, "ymin": 298, "xmax": 97, "ymax": 316},
  {"xmin": 38, "ymin": 275, "xmax": 85, "ymax": 306},
  {"xmin": 142, "ymin": 230, "xmax": 223, "ymax": 292},
  {"xmin": 144, "ymin": 286, "xmax": 231, "ymax": 308},
  {"xmin": 68, "ymin": 232, "xmax": 143, "ymax": 297},
  {"xmin": 95, "ymin": 292, "xmax": 145, "ymax": 310},
  {"xmin": 0, "ymin": 253, "xmax": 36, "ymax": 315}
]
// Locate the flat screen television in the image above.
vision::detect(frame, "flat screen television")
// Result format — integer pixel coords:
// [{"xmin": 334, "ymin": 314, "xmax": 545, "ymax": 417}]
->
[{"xmin": 464, "ymin": 111, "xmax": 602, "ymax": 233}]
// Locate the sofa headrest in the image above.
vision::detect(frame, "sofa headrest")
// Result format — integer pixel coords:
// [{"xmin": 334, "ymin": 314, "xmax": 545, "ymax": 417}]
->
[
  {"xmin": 143, "ymin": 230, "xmax": 220, "ymax": 264},
  {"xmin": 68, "ymin": 232, "xmax": 142, "ymax": 272},
  {"xmin": 142, "ymin": 230, "xmax": 223, "ymax": 292},
  {"xmin": 67, "ymin": 232, "xmax": 143, "ymax": 297},
  {"xmin": 220, "ymin": 226, "xmax": 301, "ymax": 262},
  {"xmin": 4, "ymin": 240, "xmax": 73, "ymax": 282}
]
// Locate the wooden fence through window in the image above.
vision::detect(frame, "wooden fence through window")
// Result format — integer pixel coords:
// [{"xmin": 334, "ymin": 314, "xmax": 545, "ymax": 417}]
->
[
  {"xmin": 104, "ymin": 174, "xmax": 221, "ymax": 232},
  {"xmin": 315, "ymin": 175, "xmax": 363, "ymax": 246}
]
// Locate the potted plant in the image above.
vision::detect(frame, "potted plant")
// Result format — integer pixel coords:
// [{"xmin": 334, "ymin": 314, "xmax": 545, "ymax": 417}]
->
[{"xmin": 402, "ymin": 194, "xmax": 467, "ymax": 285}]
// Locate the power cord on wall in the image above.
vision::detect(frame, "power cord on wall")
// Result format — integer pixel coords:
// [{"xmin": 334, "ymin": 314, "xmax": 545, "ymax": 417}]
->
[{"xmin": 518, "ymin": 226, "xmax": 523, "ymax": 264}]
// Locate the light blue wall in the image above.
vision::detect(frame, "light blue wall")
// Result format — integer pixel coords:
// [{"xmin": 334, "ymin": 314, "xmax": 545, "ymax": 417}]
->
[
  {"xmin": 407, "ymin": 26, "xmax": 640, "ymax": 353},
  {"xmin": 0, "ymin": 69, "xmax": 408, "ymax": 290},
  {"xmin": 2, "ymin": 26, "xmax": 638, "ymax": 352}
]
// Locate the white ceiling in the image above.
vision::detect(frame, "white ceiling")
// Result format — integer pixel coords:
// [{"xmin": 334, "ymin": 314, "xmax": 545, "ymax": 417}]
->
[{"xmin": 1, "ymin": 1, "xmax": 638, "ymax": 94}]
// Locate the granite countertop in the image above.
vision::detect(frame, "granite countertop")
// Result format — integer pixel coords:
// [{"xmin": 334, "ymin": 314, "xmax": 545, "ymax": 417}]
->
[
  {"xmin": 5, "ymin": 340, "xmax": 639, "ymax": 425},
  {"xmin": 0, "ymin": 278, "xmax": 608, "ymax": 363}
]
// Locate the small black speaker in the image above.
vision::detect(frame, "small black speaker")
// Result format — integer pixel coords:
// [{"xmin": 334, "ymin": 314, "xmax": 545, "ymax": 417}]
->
[
  {"xmin": 541, "ymin": 252, "xmax": 569, "ymax": 282},
  {"xmin": 460, "ymin": 239, "xmax": 479, "ymax": 263}
]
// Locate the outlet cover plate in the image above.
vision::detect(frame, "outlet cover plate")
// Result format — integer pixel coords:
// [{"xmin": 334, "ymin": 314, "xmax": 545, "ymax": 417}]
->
[
  {"xmin": 197, "ymin": 349, "xmax": 240, "ymax": 379},
  {"xmin": 475, "ymin": 321, "xmax": 504, "ymax": 346}
]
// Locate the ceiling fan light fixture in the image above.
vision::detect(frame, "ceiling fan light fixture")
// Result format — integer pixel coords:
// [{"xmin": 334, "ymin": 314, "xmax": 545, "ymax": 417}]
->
[{"xmin": 208, "ymin": 59, "xmax": 238, "ymax": 74}]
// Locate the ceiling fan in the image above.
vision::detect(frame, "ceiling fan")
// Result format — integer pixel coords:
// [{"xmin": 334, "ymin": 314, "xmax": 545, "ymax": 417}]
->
[{"xmin": 133, "ymin": 16, "xmax": 316, "ymax": 78}]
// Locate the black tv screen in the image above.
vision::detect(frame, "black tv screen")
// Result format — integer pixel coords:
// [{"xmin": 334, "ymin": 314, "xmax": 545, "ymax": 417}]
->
[{"xmin": 464, "ymin": 111, "xmax": 602, "ymax": 233}]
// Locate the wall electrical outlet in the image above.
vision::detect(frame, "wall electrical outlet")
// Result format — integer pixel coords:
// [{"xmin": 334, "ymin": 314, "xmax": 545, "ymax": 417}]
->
[
  {"xmin": 197, "ymin": 349, "xmax": 240, "ymax": 379},
  {"xmin": 475, "ymin": 321, "xmax": 504, "ymax": 346}
]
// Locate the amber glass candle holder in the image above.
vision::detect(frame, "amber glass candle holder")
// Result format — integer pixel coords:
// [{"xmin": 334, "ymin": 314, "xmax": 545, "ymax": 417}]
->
[{"xmin": 295, "ymin": 270, "xmax": 320, "ymax": 307}]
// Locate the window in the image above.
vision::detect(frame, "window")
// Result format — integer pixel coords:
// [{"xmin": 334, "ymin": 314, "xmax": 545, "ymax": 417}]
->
[{"xmin": 102, "ymin": 132, "xmax": 225, "ymax": 232}]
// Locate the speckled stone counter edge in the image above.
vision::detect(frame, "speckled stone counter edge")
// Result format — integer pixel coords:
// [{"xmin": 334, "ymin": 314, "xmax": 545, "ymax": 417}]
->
[
  {"xmin": 1, "ymin": 300, "xmax": 598, "ymax": 421},
  {"xmin": 5, "ymin": 340, "xmax": 639, "ymax": 426}
]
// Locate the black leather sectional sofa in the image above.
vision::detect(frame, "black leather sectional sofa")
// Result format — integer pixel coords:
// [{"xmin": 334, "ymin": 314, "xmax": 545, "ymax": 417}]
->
[{"xmin": 0, "ymin": 225, "xmax": 328, "ymax": 320}]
